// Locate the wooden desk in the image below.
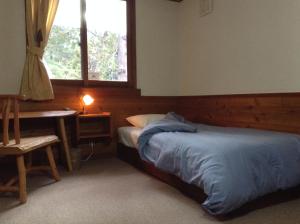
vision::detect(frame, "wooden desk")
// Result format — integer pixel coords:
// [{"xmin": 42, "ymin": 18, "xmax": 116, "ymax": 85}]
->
[{"xmin": 1, "ymin": 110, "xmax": 77, "ymax": 171}]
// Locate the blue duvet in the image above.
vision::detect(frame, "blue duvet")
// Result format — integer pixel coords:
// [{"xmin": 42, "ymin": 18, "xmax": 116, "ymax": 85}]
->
[{"xmin": 137, "ymin": 114, "xmax": 300, "ymax": 215}]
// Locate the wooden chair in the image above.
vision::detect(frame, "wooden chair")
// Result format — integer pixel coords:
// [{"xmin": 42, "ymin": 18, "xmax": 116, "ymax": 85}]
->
[{"xmin": 0, "ymin": 96, "xmax": 60, "ymax": 203}]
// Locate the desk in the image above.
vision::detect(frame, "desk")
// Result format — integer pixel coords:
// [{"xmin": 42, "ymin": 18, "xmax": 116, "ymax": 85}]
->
[{"xmin": 1, "ymin": 110, "xmax": 77, "ymax": 171}]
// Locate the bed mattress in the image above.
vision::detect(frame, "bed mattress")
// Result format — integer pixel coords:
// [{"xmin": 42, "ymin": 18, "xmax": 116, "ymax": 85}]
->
[
  {"xmin": 138, "ymin": 118, "xmax": 300, "ymax": 215},
  {"xmin": 118, "ymin": 126, "xmax": 142, "ymax": 149}
]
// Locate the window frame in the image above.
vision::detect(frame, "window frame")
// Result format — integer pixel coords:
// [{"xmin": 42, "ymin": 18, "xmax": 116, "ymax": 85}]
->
[{"xmin": 50, "ymin": 0, "xmax": 136, "ymax": 88}]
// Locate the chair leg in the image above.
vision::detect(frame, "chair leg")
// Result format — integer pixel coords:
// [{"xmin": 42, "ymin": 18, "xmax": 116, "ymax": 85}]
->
[
  {"xmin": 26, "ymin": 152, "xmax": 33, "ymax": 169},
  {"xmin": 46, "ymin": 146, "xmax": 61, "ymax": 181},
  {"xmin": 16, "ymin": 155, "xmax": 27, "ymax": 204}
]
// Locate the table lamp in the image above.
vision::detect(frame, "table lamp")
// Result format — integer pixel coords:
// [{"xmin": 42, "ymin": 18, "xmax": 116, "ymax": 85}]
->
[{"xmin": 82, "ymin": 94, "xmax": 94, "ymax": 114}]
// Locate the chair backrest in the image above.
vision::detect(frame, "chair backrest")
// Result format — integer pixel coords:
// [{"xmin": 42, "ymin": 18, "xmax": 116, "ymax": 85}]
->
[{"xmin": 1, "ymin": 95, "xmax": 20, "ymax": 146}]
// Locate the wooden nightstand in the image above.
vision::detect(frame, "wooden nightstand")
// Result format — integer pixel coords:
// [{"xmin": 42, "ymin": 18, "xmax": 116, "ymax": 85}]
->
[{"xmin": 76, "ymin": 112, "xmax": 112, "ymax": 143}]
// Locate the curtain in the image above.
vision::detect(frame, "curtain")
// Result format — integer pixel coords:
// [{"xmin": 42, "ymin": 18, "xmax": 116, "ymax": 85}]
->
[{"xmin": 20, "ymin": 0, "xmax": 59, "ymax": 101}]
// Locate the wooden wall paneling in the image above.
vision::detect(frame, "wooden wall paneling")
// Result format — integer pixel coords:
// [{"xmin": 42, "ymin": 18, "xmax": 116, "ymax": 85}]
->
[
  {"xmin": 3, "ymin": 90, "xmax": 300, "ymax": 158},
  {"xmin": 18, "ymin": 86, "xmax": 177, "ymax": 141},
  {"xmin": 177, "ymin": 93, "xmax": 300, "ymax": 135},
  {"xmin": 1, "ymin": 87, "xmax": 176, "ymax": 163}
]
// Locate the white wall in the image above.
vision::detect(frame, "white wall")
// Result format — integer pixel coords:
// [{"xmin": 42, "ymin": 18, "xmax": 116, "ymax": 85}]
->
[
  {"xmin": 0, "ymin": 0, "xmax": 26, "ymax": 94},
  {"xmin": 0, "ymin": 0, "xmax": 180, "ymax": 96},
  {"xmin": 136, "ymin": 0, "xmax": 179, "ymax": 96},
  {"xmin": 4, "ymin": 0, "xmax": 298, "ymax": 97},
  {"xmin": 178, "ymin": 0, "xmax": 300, "ymax": 95}
]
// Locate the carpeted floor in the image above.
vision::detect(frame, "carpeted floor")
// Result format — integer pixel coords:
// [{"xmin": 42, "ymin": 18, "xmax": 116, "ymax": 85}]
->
[{"xmin": 0, "ymin": 158, "xmax": 300, "ymax": 224}]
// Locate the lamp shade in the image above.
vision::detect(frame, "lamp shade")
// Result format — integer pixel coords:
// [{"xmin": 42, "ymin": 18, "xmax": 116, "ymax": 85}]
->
[{"xmin": 82, "ymin": 94, "xmax": 94, "ymax": 106}]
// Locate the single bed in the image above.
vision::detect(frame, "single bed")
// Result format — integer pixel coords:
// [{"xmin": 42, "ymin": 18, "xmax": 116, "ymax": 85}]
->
[
  {"xmin": 117, "ymin": 116, "xmax": 300, "ymax": 217},
  {"xmin": 117, "ymin": 126, "xmax": 207, "ymax": 204}
]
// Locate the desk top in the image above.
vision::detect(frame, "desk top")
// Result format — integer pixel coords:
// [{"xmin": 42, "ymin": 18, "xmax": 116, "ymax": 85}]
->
[{"xmin": 0, "ymin": 110, "xmax": 77, "ymax": 119}]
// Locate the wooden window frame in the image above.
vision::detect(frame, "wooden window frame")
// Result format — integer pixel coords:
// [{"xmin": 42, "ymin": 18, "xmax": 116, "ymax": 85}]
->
[{"xmin": 51, "ymin": 0, "xmax": 136, "ymax": 89}]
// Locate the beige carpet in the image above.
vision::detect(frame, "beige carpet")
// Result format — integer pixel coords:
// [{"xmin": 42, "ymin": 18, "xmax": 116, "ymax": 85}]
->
[{"xmin": 1, "ymin": 158, "xmax": 300, "ymax": 224}]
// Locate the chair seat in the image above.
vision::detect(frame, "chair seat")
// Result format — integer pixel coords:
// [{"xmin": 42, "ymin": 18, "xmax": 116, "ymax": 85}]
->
[{"xmin": 0, "ymin": 135, "xmax": 59, "ymax": 155}]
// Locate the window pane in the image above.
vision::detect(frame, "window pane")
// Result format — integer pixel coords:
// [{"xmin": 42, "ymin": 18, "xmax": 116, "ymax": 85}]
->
[
  {"xmin": 45, "ymin": 0, "xmax": 81, "ymax": 80},
  {"xmin": 86, "ymin": 0, "xmax": 127, "ymax": 82}
]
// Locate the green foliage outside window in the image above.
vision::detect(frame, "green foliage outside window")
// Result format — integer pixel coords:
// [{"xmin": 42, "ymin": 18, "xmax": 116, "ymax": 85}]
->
[
  {"xmin": 45, "ymin": 25, "xmax": 125, "ymax": 81},
  {"xmin": 87, "ymin": 31, "xmax": 120, "ymax": 81},
  {"xmin": 45, "ymin": 26, "xmax": 81, "ymax": 80}
]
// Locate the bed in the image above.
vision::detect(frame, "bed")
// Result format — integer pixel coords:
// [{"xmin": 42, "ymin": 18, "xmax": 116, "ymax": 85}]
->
[{"xmin": 117, "ymin": 113, "xmax": 300, "ymax": 216}]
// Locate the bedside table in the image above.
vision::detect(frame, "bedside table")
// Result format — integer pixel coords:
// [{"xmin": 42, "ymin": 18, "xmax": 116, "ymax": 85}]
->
[{"xmin": 76, "ymin": 112, "xmax": 112, "ymax": 143}]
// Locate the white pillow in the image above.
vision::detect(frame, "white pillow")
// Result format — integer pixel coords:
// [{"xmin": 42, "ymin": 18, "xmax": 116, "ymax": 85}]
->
[{"xmin": 126, "ymin": 114, "xmax": 165, "ymax": 128}]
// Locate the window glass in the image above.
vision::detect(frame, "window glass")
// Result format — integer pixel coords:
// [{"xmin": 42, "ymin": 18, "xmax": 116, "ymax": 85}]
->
[
  {"xmin": 45, "ymin": 0, "xmax": 81, "ymax": 80},
  {"xmin": 86, "ymin": 0, "xmax": 128, "ymax": 81},
  {"xmin": 45, "ymin": 0, "xmax": 132, "ymax": 84}
]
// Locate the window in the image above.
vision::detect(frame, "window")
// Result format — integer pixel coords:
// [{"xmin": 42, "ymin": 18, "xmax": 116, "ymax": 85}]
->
[{"xmin": 44, "ymin": 0, "xmax": 136, "ymax": 87}]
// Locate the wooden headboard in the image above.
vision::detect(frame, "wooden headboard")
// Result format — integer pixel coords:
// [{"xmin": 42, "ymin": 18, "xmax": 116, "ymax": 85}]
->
[{"xmin": 177, "ymin": 93, "xmax": 300, "ymax": 135}]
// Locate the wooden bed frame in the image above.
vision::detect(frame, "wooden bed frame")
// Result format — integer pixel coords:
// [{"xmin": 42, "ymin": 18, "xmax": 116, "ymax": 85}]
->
[
  {"xmin": 117, "ymin": 143, "xmax": 207, "ymax": 203},
  {"xmin": 117, "ymin": 142, "xmax": 300, "ymax": 218}
]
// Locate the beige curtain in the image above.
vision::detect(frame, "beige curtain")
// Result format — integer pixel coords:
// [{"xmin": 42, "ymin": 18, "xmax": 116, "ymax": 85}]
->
[{"xmin": 20, "ymin": 0, "xmax": 59, "ymax": 101}]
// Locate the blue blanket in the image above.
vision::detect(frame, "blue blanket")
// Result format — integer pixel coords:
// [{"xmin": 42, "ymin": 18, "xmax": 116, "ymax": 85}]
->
[{"xmin": 137, "ymin": 114, "xmax": 300, "ymax": 215}]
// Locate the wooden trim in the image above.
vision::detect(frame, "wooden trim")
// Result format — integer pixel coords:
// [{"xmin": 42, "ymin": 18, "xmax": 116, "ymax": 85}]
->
[
  {"xmin": 2, "ymin": 98, "xmax": 12, "ymax": 146},
  {"xmin": 177, "ymin": 92, "xmax": 300, "ymax": 135},
  {"xmin": 0, "ymin": 186, "xmax": 19, "ymax": 192},
  {"xmin": 177, "ymin": 92, "xmax": 300, "ymax": 99},
  {"xmin": 0, "ymin": 148, "xmax": 61, "ymax": 203},
  {"xmin": 6, "ymin": 91, "xmax": 300, "ymax": 154},
  {"xmin": 127, "ymin": 0, "xmax": 137, "ymax": 88},
  {"xmin": 51, "ymin": 79, "xmax": 136, "ymax": 88},
  {"xmin": 51, "ymin": 79, "xmax": 84, "ymax": 87},
  {"xmin": 0, "ymin": 95, "xmax": 20, "ymax": 99},
  {"xmin": 57, "ymin": 117, "xmax": 73, "ymax": 171},
  {"xmin": 16, "ymin": 155, "xmax": 27, "ymax": 203},
  {"xmin": 117, "ymin": 143, "xmax": 206, "ymax": 203},
  {"xmin": 80, "ymin": 0, "xmax": 89, "ymax": 86},
  {"xmin": 46, "ymin": 145, "xmax": 61, "ymax": 181},
  {"xmin": 84, "ymin": 80, "xmax": 133, "ymax": 88},
  {"xmin": 13, "ymin": 99, "xmax": 21, "ymax": 144},
  {"xmin": 1, "ymin": 96, "xmax": 20, "ymax": 146},
  {"xmin": 51, "ymin": 85, "xmax": 142, "ymax": 97}
]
